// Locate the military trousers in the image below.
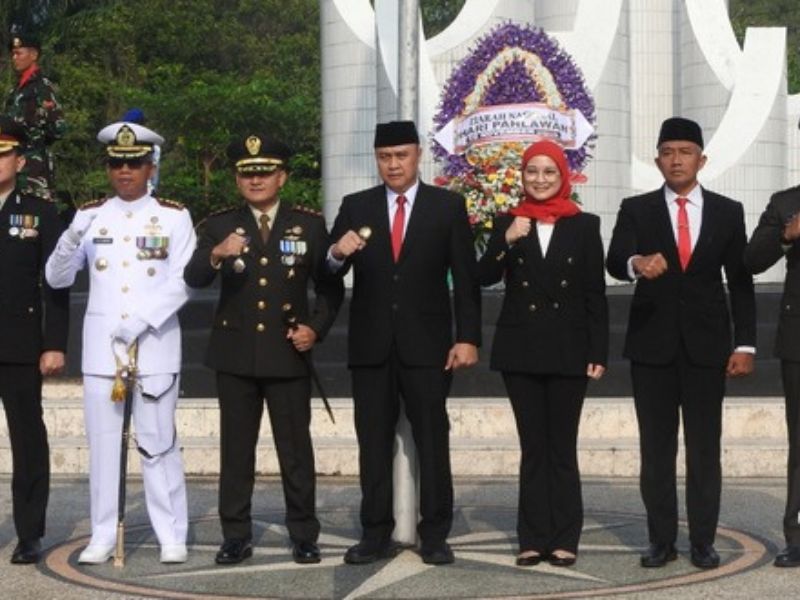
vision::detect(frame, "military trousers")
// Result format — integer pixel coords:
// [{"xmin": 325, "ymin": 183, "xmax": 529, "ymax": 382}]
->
[
  {"xmin": 83, "ymin": 374, "xmax": 188, "ymax": 548},
  {"xmin": 0, "ymin": 363, "xmax": 49, "ymax": 541}
]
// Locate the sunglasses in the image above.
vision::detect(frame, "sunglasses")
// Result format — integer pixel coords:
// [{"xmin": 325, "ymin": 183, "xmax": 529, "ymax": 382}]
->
[{"xmin": 107, "ymin": 157, "xmax": 148, "ymax": 170}]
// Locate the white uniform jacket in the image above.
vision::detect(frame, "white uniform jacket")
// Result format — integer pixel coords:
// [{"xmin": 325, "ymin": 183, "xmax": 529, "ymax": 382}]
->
[{"xmin": 46, "ymin": 194, "xmax": 195, "ymax": 376}]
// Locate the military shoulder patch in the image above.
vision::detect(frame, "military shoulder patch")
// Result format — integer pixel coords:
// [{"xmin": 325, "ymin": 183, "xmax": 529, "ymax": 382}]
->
[
  {"xmin": 291, "ymin": 205, "xmax": 322, "ymax": 217},
  {"xmin": 78, "ymin": 197, "xmax": 109, "ymax": 210},
  {"xmin": 155, "ymin": 197, "xmax": 185, "ymax": 210}
]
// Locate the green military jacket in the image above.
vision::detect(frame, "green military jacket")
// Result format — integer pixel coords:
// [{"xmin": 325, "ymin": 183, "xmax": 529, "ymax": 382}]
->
[{"xmin": 5, "ymin": 67, "xmax": 66, "ymax": 201}]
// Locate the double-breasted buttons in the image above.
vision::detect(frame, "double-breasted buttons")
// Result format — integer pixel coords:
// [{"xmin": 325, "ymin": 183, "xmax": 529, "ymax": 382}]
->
[
  {"xmin": 553, "ymin": 302, "xmax": 560, "ymax": 309},
  {"xmin": 521, "ymin": 281, "xmax": 529, "ymax": 288},
  {"xmin": 517, "ymin": 257, "xmax": 524, "ymax": 265},
  {"xmin": 567, "ymin": 256, "xmax": 574, "ymax": 265},
  {"xmin": 258, "ymin": 277, "xmax": 268, "ymax": 287},
  {"xmin": 221, "ymin": 319, "xmax": 228, "ymax": 327},
  {"xmin": 529, "ymin": 303, "xmax": 537, "ymax": 312},
  {"xmin": 27, "ymin": 306, "xmax": 34, "ymax": 314},
  {"xmin": 257, "ymin": 301, "xmax": 266, "ymax": 310},
  {"xmin": 561, "ymin": 279, "xmax": 569, "ymax": 288},
  {"xmin": 259, "ymin": 257, "xmax": 268, "ymax": 266},
  {"xmin": 121, "ymin": 285, "xmax": 130, "ymax": 293},
  {"xmin": 256, "ymin": 323, "xmax": 265, "ymax": 332},
  {"xmin": 121, "ymin": 313, "xmax": 129, "ymax": 320}
]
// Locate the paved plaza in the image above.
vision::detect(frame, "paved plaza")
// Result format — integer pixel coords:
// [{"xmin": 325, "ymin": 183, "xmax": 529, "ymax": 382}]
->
[{"xmin": 0, "ymin": 475, "xmax": 796, "ymax": 599}]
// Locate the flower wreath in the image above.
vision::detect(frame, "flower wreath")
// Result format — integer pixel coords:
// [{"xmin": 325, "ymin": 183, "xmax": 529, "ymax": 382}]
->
[{"xmin": 431, "ymin": 22, "xmax": 596, "ymax": 233}]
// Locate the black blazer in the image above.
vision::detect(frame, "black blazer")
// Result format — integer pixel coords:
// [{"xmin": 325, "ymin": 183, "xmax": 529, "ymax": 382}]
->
[
  {"xmin": 0, "ymin": 190, "xmax": 69, "ymax": 363},
  {"xmin": 744, "ymin": 185, "xmax": 800, "ymax": 361},
  {"xmin": 184, "ymin": 203, "xmax": 343, "ymax": 378},
  {"xmin": 479, "ymin": 212, "xmax": 608, "ymax": 376},
  {"xmin": 329, "ymin": 182, "xmax": 481, "ymax": 368},
  {"xmin": 606, "ymin": 187, "xmax": 756, "ymax": 367}
]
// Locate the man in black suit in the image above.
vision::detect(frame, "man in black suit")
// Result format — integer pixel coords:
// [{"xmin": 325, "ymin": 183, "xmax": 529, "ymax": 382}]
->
[
  {"xmin": 0, "ymin": 116, "xmax": 68, "ymax": 564},
  {"xmin": 328, "ymin": 120, "xmax": 481, "ymax": 565},
  {"xmin": 744, "ymin": 167, "xmax": 800, "ymax": 567},
  {"xmin": 607, "ymin": 117, "xmax": 756, "ymax": 570},
  {"xmin": 184, "ymin": 133, "xmax": 343, "ymax": 565}
]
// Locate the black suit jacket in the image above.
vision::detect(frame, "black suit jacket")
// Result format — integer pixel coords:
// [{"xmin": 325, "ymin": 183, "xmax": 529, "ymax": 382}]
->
[
  {"xmin": 0, "ymin": 190, "xmax": 69, "ymax": 363},
  {"xmin": 329, "ymin": 182, "xmax": 481, "ymax": 367},
  {"xmin": 606, "ymin": 187, "xmax": 755, "ymax": 367},
  {"xmin": 479, "ymin": 212, "xmax": 608, "ymax": 376},
  {"xmin": 744, "ymin": 185, "xmax": 800, "ymax": 361},
  {"xmin": 184, "ymin": 203, "xmax": 344, "ymax": 377}
]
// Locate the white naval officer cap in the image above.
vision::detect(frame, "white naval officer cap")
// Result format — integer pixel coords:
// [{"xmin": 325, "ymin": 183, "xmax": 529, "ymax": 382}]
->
[{"xmin": 97, "ymin": 121, "xmax": 164, "ymax": 159}]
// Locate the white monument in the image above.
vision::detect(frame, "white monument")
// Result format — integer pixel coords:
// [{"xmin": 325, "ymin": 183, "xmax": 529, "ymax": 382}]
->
[{"xmin": 321, "ymin": 0, "xmax": 798, "ymax": 283}]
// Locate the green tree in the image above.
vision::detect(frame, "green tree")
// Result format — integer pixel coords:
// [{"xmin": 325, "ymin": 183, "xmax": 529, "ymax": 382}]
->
[{"xmin": 5, "ymin": 0, "xmax": 321, "ymax": 221}]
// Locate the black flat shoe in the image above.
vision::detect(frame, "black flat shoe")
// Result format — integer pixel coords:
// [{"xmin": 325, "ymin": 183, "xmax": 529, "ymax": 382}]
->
[
  {"xmin": 515, "ymin": 551, "xmax": 542, "ymax": 567},
  {"xmin": 10, "ymin": 539, "xmax": 41, "ymax": 565},
  {"xmin": 344, "ymin": 540, "xmax": 399, "ymax": 565},
  {"xmin": 292, "ymin": 541, "xmax": 321, "ymax": 564},
  {"xmin": 548, "ymin": 551, "xmax": 576, "ymax": 567},
  {"xmin": 774, "ymin": 545, "xmax": 800, "ymax": 568},
  {"xmin": 690, "ymin": 543, "xmax": 720, "ymax": 569},
  {"xmin": 640, "ymin": 542, "xmax": 677, "ymax": 568},
  {"xmin": 420, "ymin": 541, "xmax": 454, "ymax": 565},
  {"xmin": 215, "ymin": 538, "xmax": 253, "ymax": 565}
]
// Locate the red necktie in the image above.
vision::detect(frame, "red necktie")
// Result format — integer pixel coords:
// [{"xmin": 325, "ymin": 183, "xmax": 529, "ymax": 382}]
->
[
  {"xmin": 676, "ymin": 197, "xmax": 691, "ymax": 271},
  {"xmin": 391, "ymin": 195, "xmax": 406, "ymax": 262}
]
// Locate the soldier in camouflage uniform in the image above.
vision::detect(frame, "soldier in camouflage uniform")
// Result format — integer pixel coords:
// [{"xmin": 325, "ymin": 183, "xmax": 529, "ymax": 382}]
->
[{"xmin": 4, "ymin": 33, "xmax": 65, "ymax": 202}]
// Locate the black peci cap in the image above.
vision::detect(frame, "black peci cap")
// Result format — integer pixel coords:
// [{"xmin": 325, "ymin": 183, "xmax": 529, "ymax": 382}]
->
[
  {"xmin": 373, "ymin": 120, "xmax": 420, "ymax": 148},
  {"xmin": 657, "ymin": 117, "xmax": 704, "ymax": 149}
]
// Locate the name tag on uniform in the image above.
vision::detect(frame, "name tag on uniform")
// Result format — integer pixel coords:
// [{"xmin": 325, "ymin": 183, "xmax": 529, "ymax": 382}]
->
[{"xmin": 92, "ymin": 237, "xmax": 114, "ymax": 244}]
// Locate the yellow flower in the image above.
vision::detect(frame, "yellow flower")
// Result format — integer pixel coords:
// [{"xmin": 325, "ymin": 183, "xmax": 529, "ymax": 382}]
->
[
  {"xmin": 486, "ymin": 172, "xmax": 498, "ymax": 183},
  {"xmin": 495, "ymin": 193, "xmax": 507, "ymax": 206}
]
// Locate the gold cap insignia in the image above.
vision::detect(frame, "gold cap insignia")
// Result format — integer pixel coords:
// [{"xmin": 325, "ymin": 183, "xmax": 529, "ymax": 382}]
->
[
  {"xmin": 246, "ymin": 135, "xmax": 262, "ymax": 156},
  {"xmin": 116, "ymin": 125, "xmax": 137, "ymax": 147},
  {"xmin": 11, "ymin": 38, "xmax": 21, "ymax": 49}
]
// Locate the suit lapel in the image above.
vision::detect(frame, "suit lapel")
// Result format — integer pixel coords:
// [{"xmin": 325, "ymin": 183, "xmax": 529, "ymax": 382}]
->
[
  {"xmin": 397, "ymin": 183, "xmax": 433, "ymax": 263},
  {"xmin": 688, "ymin": 190, "xmax": 718, "ymax": 271},
  {"xmin": 649, "ymin": 190, "xmax": 681, "ymax": 269}
]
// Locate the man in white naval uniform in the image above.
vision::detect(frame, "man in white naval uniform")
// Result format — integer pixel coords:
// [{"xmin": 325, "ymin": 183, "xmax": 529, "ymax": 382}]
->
[{"xmin": 45, "ymin": 121, "xmax": 195, "ymax": 564}]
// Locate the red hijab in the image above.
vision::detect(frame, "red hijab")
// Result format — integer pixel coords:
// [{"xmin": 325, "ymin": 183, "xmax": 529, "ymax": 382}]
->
[{"xmin": 510, "ymin": 139, "xmax": 580, "ymax": 223}]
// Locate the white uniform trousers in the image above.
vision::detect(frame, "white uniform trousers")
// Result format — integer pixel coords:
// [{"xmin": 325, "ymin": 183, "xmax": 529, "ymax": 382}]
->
[{"xmin": 83, "ymin": 374, "xmax": 188, "ymax": 547}]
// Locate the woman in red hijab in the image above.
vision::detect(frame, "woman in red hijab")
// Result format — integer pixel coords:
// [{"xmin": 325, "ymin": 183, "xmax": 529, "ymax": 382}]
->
[{"xmin": 478, "ymin": 139, "xmax": 608, "ymax": 567}]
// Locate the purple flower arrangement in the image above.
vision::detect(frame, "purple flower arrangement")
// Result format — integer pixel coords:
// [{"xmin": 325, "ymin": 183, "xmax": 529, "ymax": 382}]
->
[{"xmin": 431, "ymin": 22, "xmax": 596, "ymax": 231}]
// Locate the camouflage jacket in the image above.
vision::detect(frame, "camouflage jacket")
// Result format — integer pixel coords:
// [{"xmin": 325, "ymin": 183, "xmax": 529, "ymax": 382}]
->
[{"xmin": 4, "ymin": 67, "xmax": 66, "ymax": 201}]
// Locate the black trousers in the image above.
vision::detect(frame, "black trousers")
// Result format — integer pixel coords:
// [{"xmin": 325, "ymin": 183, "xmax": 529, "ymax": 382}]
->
[
  {"xmin": 216, "ymin": 372, "xmax": 319, "ymax": 544},
  {"xmin": 781, "ymin": 360, "xmax": 800, "ymax": 545},
  {"xmin": 351, "ymin": 350, "xmax": 453, "ymax": 545},
  {"xmin": 631, "ymin": 349, "xmax": 725, "ymax": 546},
  {"xmin": 0, "ymin": 363, "xmax": 49, "ymax": 541},
  {"xmin": 503, "ymin": 372, "xmax": 587, "ymax": 554}
]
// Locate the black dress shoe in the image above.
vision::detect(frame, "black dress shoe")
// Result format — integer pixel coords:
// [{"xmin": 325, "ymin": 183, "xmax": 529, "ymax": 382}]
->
[
  {"xmin": 515, "ymin": 551, "xmax": 542, "ymax": 567},
  {"xmin": 420, "ymin": 541, "xmax": 454, "ymax": 565},
  {"xmin": 215, "ymin": 538, "xmax": 253, "ymax": 565},
  {"xmin": 640, "ymin": 543, "xmax": 678, "ymax": 567},
  {"xmin": 548, "ymin": 551, "xmax": 577, "ymax": 567},
  {"xmin": 690, "ymin": 544, "xmax": 720, "ymax": 569},
  {"xmin": 10, "ymin": 539, "xmax": 41, "ymax": 565},
  {"xmin": 292, "ymin": 541, "xmax": 321, "ymax": 564},
  {"xmin": 774, "ymin": 545, "xmax": 800, "ymax": 568},
  {"xmin": 344, "ymin": 540, "xmax": 399, "ymax": 565}
]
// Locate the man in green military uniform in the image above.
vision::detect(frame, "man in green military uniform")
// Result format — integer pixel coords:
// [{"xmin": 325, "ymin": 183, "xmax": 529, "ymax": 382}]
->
[
  {"xmin": 4, "ymin": 32, "xmax": 65, "ymax": 202},
  {"xmin": 184, "ymin": 133, "xmax": 343, "ymax": 565}
]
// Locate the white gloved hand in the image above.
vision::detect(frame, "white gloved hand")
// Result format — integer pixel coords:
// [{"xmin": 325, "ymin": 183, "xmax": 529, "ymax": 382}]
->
[
  {"xmin": 64, "ymin": 210, "xmax": 97, "ymax": 246},
  {"xmin": 111, "ymin": 316, "xmax": 149, "ymax": 347}
]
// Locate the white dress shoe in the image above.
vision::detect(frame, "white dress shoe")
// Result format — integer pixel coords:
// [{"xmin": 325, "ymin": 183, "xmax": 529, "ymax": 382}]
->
[
  {"xmin": 78, "ymin": 544, "xmax": 115, "ymax": 564},
  {"xmin": 160, "ymin": 544, "xmax": 188, "ymax": 563}
]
